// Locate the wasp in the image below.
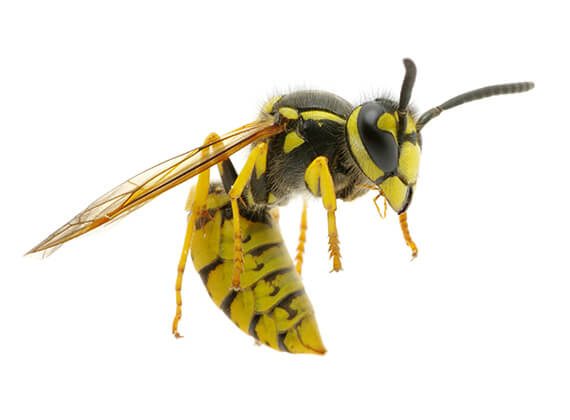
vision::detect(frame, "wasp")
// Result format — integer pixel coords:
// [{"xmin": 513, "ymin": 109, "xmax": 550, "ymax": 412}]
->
[{"xmin": 28, "ymin": 59, "xmax": 534, "ymax": 354}]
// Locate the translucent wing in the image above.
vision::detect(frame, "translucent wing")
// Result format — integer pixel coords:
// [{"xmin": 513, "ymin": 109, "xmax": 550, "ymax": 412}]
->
[{"xmin": 27, "ymin": 116, "xmax": 285, "ymax": 256}]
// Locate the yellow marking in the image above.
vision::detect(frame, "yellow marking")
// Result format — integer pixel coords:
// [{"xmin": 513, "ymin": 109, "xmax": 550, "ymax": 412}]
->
[
  {"xmin": 278, "ymin": 107, "xmax": 299, "ymax": 120},
  {"xmin": 255, "ymin": 315, "xmax": 279, "ymax": 350},
  {"xmin": 406, "ymin": 115, "xmax": 417, "ymax": 134},
  {"xmin": 254, "ymin": 272, "xmax": 303, "ymax": 313},
  {"xmin": 300, "ymin": 110, "xmax": 346, "ymax": 124},
  {"xmin": 189, "ymin": 210, "xmax": 223, "ymax": 272},
  {"xmin": 346, "ymin": 107, "xmax": 384, "ymax": 182},
  {"xmin": 242, "ymin": 247, "xmax": 294, "ymax": 290},
  {"xmin": 395, "ymin": 112, "xmax": 418, "ymax": 135},
  {"xmin": 283, "ymin": 131, "xmax": 305, "ymax": 153},
  {"xmin": 206, "ymin": 262, "xmax": 234, "ymax": 307},
  {"xmin": 262, "ymin": 95, "xmax": 282, "ymax": 114},
  {"xmin": 228, "ymin": 288, "xmax": 255, "ymax": 332},
  {"xmin": 267, "ymin": 192, "xmax": 277, "ymax": 204},
  {"xmin": 398, "ymin": 141, "xmax": 421, "ymax": 185},
  {"xmin": 377, "ymin": 113, "xmax": 398, "ymax": 142},
  {"xmin": 295, "ymin": 315, "xmax": 327, "ymax": 355},
  {"xmin": 380, "ymin": 176, "xmax": 408, "ymax": 213},
  {"xmin": 273, "ymin": 294, "xmax": 311, "ymax": 331}
]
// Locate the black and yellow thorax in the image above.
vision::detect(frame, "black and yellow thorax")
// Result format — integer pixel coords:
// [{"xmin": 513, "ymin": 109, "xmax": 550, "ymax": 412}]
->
[{"xmin": 253, "ymin": 90, "xmax": 421, "ymax": 213}]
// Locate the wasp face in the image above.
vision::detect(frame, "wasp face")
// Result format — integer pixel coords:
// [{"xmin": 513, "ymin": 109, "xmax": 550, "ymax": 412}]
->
[{"xmin": 346, "ymin": 100, "xmax": 421, "ymax": 214}]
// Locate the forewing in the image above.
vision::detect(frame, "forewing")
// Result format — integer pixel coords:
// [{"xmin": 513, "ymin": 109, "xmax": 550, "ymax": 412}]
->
[{"xmin": 27, "ymin": 117, "xmax": 285, "ymax": 256}]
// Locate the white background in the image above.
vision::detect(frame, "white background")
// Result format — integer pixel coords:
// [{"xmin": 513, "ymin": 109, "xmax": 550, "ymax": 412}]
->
[{"xmin": 1, "ymin": 1, "xmax": 568, "ymax": 419}]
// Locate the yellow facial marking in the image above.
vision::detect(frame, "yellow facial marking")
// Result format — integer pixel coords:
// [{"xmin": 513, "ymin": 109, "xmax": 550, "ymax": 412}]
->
[
  {"xmin": 262, "ymin": 95, "xmax": 282, "ymax": 114},
  {"xmin": 405, "ymin": 115, "xmax": 417, "ymax": 134},
  {"xmin": 376, "ymin": 113, "xmax": 398, "ymax": 142},
  {"xmin": 380, "ymin": 176, "xmax": 408, "ymax": 213},
  {"xmin": 278, "ymin": 107, "xmax": 299, "ymax": 120},
  {"xmin": 300, "ymin": 110, "xmax": 345, "ymax": 124},
  {"xmin": 346, "ymin": 107, "xmax": 384, "ymax": 182},
  {"xmin": 267, "ymin": 192, "xmax": 277, "ymax": 204},
  {"xmin": 283, "ymin": 131, "xmax": 305, "ymax": 153},
  {"xmin": 398, "ymin": 142, "xmax": 421, "ymax": 185}
]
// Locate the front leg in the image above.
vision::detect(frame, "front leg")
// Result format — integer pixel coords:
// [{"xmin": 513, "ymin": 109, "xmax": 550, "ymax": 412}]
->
[{"xmin": 305, "ymin": 156, "xmax": 342, "ymax": 272}]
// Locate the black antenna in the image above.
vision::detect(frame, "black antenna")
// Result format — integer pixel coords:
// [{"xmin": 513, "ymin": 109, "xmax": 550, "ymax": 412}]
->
[
  {"xmin": 416, "ymin": 81, "xmax": 535, "ymax": 131},
  {"xmin": 397, "ymin": 58, "xmax": 417, "ymax": 139}
]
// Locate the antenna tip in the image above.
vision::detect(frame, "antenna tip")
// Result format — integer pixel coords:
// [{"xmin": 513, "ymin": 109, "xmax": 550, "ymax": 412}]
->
[{"xmin": 402, "ymin": 58, "xmax": 416, "ymax": 71}]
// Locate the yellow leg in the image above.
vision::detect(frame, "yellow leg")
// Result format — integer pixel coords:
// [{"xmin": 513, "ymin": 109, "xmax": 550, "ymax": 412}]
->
[
  {"xmin": 172, "ymin": 132, "xmax": 219, "ymax": 338},
  {"xmin": 295, "ymin": 199, "xmax": 308, "ymax": 275},
  {"xmin": 305, "ymin": 156, "xmax": 342, "ymax": 272},
  {"xmin": 399, "ymin": 212, "xmax": 418, "ymax": 260},
  {"xmin": 373, "ymin": 192, "xmax": 387, "ymax": 219},
  {"xmin": 356, "ymin": 183, "xmax": 387, "ymax": 220},
  {"xmin": 228, "ymin": 142, "xmax": 268, "ymax": 290}
]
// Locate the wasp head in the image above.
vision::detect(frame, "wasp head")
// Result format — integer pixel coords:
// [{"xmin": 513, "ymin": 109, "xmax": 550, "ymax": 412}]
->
[{"xmin": 346, "ymin": 59, "xmax": 420, "ymax": 213}]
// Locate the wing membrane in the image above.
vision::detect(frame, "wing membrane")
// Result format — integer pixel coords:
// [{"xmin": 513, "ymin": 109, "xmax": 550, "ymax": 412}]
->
[{"xmin": 27, "ymin": 117, "xmax": 285, "ymax": 256}]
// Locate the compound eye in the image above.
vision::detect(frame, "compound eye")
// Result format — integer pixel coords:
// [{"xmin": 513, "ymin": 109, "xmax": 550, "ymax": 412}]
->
[{"xmin": 358, "ymin": 102, "xmax": 399, "ymax": 176}]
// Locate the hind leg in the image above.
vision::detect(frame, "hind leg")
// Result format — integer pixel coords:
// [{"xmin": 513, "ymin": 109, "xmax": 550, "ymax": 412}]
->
[{"xmin": 172, "ymin": 133, "xmax": 219, "ymax": 338}]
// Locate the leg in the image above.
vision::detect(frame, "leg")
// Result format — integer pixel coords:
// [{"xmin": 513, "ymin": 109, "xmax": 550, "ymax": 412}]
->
[
  {"xmin": 172, "ymin": 132, "xmax": 219, "ymax": 338},
  {"xmin": 305, "ymin": 156, "xmax": 342, "ymax": 272},
  {"xmin": 373, "ymin": 192, "xmax": 387, "ymax": 219},
  {"xmin": 228, "ymin": 142, "xmax": 268, "ymax": 290},
  {"xmin": 399, "ymin": 212, "xmax": 418, "ymax": 260},
  {"xmin": 357, "ymin": 183, "xmax": 387, "ymax": 219},
  {"xmin": 295, "ymin": 199, "xmax": 308, "ymax": 275}
]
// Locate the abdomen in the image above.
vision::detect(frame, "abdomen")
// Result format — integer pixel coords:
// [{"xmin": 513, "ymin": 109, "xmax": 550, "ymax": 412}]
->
[{"xmin": 190, "ymin": 183, "xmax": 326, "ymax": 355}]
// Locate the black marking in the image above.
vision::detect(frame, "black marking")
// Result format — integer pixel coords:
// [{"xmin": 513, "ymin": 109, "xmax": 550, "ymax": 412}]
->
[
  {"xmin": 298, "ymin": 117, "xmax": 345, "ymax": 161},
  {"xmin": 276, "ymin": 289, "xmax": 305, "ymax": 320},
  {"xmin": 248, "ymin": 314, "xmax": 261, "ymax": 340},
  {"xmin": 247, "ymin": 242, "xmax": 281, "ymax": 257},
  {"xmin": 252, "ymin": 262, "xmax": 265, "ymax": 272},
  {"xmin": 250, "ymin": 171, "xmax": 268, "ymax": 204},
  {"xmin": 194, "ymin": 209, "xmax": 217, "ymax": 230},
  {"xmin": 274, "ymin": 91, "xmax": 353, "ymax": 118},
  {"xmin": 277, "ymin": 332, "xmax": 291, "ymax": 353},
  {"xmin": 401, "ymin": 132, "xmax": 418, "ymax": 146},
  {"xmin": 198, "ymin": 256, "xmax": 223, "ymax": 286},
  {"xmin": 242, "ymin": 234, "xmax": 252, "ymax": 243},
  {"xmin": 397, "ymin": 185, "xmax": 414, "ymax": 214},
  {"xmin": 259, "ymin": 266, "xmax": 294, "ymax": 283},
  {"xmin": 220, "ymin": 290, "xmax": 238, "ymax": 318},
  {"xmin": 220, "ymin": 157, "xmax": 238, "ymax": 194},
  {"xmin": 269, "ymin": 286, "xmax": 281, "ymax": 297}
]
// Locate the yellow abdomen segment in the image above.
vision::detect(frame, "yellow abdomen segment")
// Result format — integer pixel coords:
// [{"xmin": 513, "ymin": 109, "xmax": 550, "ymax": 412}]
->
[{"xmin": 190, "ymin": 185, "xmax": 326, "ymax": 355}]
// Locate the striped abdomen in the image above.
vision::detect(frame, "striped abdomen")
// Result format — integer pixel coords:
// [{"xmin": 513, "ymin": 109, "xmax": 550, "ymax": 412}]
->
[{"xmin": 190, "ymin": 184, "xmax": 326, "ymax": 355}]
